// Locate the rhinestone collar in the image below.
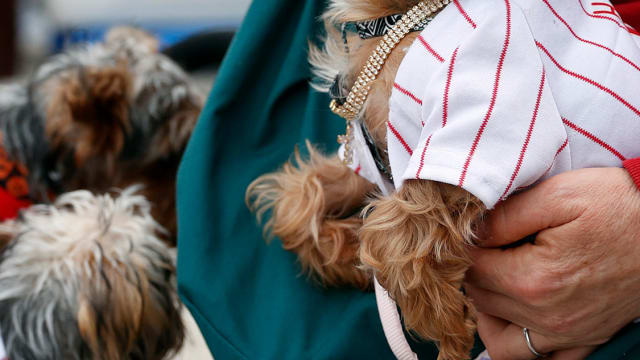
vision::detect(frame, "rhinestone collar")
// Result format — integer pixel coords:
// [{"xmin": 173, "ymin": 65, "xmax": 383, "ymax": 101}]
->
[{"xmin": 329, "ymin": 0, "xmax": 451, "ymax": 165}]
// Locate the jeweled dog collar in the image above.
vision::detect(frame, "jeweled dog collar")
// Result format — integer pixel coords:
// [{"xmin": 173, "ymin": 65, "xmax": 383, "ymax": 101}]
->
[
  {"xmin": 343, "ymin": 13, "xmax": 429, "ymax": 41},
  {"xmin": 329, "ymin": 0, "xmax": 451, "ymax": 165}
]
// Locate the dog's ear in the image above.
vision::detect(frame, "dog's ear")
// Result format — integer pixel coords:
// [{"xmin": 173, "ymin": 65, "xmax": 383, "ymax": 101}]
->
[
  {"xmin": 147, "ymin": 95, "xmax": 202, "ymax": 161},
  {"xmin": 46, "ymin": 66, "xmax": 133, "ymax": 169}
]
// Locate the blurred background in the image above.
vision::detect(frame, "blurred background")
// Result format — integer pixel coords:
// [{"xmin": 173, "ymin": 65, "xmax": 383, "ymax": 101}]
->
[
  {"xmin": 1, "ymin": 0, "xmax": 252, "ymax": 87},
  {"xmin": 0, "ymin": 1, "xmax": 251, "ymax": 358}
]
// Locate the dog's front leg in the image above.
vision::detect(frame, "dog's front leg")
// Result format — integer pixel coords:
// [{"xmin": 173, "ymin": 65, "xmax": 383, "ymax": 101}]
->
[{"xmin": 360, "ymin": 179, "xmax": 485, "ymax": 360}]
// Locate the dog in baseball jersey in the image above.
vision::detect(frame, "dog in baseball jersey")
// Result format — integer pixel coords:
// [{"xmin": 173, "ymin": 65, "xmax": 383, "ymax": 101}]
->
[{"xmin": 247, "ymin": 0, "xmax": 640, "ymax": 358}]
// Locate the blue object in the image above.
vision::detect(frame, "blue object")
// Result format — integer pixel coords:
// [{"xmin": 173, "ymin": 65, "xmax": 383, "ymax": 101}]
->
[{"xmin": 52, "ymin": 22, "xmax": 239, "ymax": 53}]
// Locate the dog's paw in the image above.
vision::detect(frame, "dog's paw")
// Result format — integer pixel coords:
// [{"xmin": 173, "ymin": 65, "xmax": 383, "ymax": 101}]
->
[
  {"xmin": 360, "ymin": 180, "xmax": 484, "ymax": 359},
  {"xmin": 247, "ymin": 142, "xmax": 376, "ymax": 289}
]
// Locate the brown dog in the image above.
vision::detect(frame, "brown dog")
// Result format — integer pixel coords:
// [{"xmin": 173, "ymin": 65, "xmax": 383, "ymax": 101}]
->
[{"xmin": 0, "ymin": 27, "xmax": 205, "ymax": 244}]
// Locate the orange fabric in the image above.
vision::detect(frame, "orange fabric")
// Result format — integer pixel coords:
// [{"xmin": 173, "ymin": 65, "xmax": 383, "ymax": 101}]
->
[{"xmin": 0, "ymin": 146, "xmax": 31, "ymax": 220}]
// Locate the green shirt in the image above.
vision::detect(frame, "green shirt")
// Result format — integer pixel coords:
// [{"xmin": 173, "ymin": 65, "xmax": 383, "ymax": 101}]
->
[{"xmin": 176, "ymin": 0, "xmax": 640, "ymax": 358}]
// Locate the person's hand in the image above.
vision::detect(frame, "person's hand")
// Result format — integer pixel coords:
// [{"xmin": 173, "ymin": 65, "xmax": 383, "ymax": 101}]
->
[{"xmin": 465, "ymin": 167, "xmax": 640, "ymax": 360}]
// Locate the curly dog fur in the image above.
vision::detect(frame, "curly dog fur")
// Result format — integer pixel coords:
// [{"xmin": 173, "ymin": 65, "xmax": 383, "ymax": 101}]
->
[
  {"xmin": 361, "ymin": 181, "xmax": 484, "ymax": 359},
  {"xmin": 247, "ymin": 142, "xmax": 375, "ymax": 289}
]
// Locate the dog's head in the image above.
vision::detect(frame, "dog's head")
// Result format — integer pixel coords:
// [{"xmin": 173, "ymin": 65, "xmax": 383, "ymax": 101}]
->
[
  {"xmin": 0, "ymin": 27, "xmax": 205, "ymax": 200},
  {"xmin": 311, "ymin": 0, "xmax": 420, "ymax": 149},
  {"xmin": 0, "ymin": 187, "xmax": 184, "ymax": 360}
]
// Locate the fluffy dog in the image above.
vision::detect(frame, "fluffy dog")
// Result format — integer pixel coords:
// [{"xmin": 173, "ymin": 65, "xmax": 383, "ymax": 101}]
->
[
  {"xmin": 0, "ymin": 26, "xmax": 205, "ymax": 243},
  {"xmin": 0, "ymin": 187, "xmax": 184, "ymax": 360},
  {"xmin": 248, "ymin": 0, "xmax": 640, "ymax": 359}
]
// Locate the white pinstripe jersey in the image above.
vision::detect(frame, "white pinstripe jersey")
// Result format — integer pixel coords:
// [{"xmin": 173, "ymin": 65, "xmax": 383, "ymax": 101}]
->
[{"xmin": 343, "ymin": 0, "xmax": 640, "ymax": 208}]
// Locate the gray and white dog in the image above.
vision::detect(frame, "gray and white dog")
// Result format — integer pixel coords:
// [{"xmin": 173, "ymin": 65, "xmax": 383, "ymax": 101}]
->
[{"xmin": 0, "ymin": 187, "xmax": 184, "ymax": 360}]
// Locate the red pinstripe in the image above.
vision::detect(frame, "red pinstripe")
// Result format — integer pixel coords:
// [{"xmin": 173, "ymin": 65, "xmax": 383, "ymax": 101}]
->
[
  {"xmin": 393, "ymin": 83, "xmax": 423, "ymax": 105},
  {"xmin": 540, "ymin": 137, "xmax": 569, "ymax": 179},
  {"xmin": 516, "ymin": 137, "xmax": 568, "ymax": 192},
  {"xmin": 542, "ymin": 0, "xmax": 640, "ymax": 72},
  {"xmin": 591, "ymin": 1, "xmax": 616, "ymax": 15},
  {"xmin": 417, "ymin": 35, "xmax": 445, "ymax": 62},
  {"xmin": 387, "ymin": 121, "xmax": 413, "ymax": 155},
  {"xmin": 454, "ymin": 0, "xmax": 477, "ymax": 28},
  {"xmin": 416, "ymin": 134, "xmax": 433, "ymax": 178},
  {"xmin": 459, "ymin": 0, "xmax": 511, "ymax": 187},
  {"xmin": 355, "ymin": 165, "xmax": 362, "ymax": 175},
  {"xmin": 578, "ymin": 0, "xmax": 640, "ymax": 35},
  {"xmin": 579, "ymin": 0, "xmax": 626, "ymax": 27},
  {"xmin": 501, "ymin": 70, "xmax": 546, "ymax": 199},
  {"xmin": 563, "ymin": 118, "xmax": 626, "ymax": 160},
  {"xmin": 443, "ymin": 47, "xmax": 460, "ymax": 128},
  {"xmin": 537, "ymin": 41, "xmax": 640, "ymax": 117},
  {"xmin": 555, "ymin": 138, "xmax": 569, "ymax": 156}
]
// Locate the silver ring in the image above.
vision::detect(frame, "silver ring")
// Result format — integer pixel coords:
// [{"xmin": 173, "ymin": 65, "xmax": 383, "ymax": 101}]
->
[{"xmin": 523, "ymin": 328, "xmax": 548, "ymax": 358}]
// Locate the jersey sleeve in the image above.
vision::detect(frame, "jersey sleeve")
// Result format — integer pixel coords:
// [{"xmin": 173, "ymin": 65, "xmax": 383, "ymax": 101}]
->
[{"xmin": 388, "ymin": 0, "xmax": 568, "ymax": 208}]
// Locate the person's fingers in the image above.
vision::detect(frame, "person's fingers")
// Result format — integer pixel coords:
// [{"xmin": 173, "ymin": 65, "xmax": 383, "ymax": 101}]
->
[
  {"xmin": 478, "ymin": 312, "xmax": 555, "ymax": 360},
  {"xmin": 465, "ymin": 282, "xmax": 529, "ymax": 323},
  {"xmin": 477, "ymin": 313, "xmax": 537, "ymax": 360},
  {"xmin": 476, "ymin": 313, "xmax": 511, "ymax": 356},
  {"xmin": 550, "ymin": 346, "xmax": 596, "ymax": 360},
  {"xmin": 467, "ymin": 242, "xmax": 543, "ymax": 296},
  {"xmin": 466, "ymin": 246, "xmax": 520, "ymax": 293},
  {"xmin": 477, "ymin": 176, "xmax": 582, "ymax": 248}
]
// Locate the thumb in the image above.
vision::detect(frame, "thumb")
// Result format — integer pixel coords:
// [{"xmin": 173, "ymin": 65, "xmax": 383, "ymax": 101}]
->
[{"xmin": 478, "ymin": 176, "xmax": 582, "ymax": 248}]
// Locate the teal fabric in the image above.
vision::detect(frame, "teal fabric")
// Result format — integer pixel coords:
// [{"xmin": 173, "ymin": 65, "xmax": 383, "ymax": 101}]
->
[
  {"xmin": 175, "ymin": 0, "xmax": 640, "ymax": 358},
  {"xmin": 175, "ymin": 0, "xmax": 435, "ymax": 358},
  {"xmin": 588, "ymin": 324, "xmax": 640, "ymax": 360}
]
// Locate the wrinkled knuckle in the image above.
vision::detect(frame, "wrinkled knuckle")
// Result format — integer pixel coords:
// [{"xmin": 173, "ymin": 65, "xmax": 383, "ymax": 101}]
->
[
  {"xmin": 543, "ymin": 315, "xmax": 574, "ymax": 335},
  {"xmin": 544, "ymin": 267, "xmax": 567, "ymax": 291},
  {"xmin": 534, "ymin": 270, "xmax": 564, "ymax": 297},
  {"xmin": 511, "ymin": 281, "xmax": 537, "ymax": 303},
  {"xmin": 513, "ymin": 270, "xmax": 550, "ymax": 305}
]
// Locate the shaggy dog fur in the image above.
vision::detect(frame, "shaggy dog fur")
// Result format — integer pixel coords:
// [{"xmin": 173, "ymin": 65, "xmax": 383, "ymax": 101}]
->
[
  {"xmin": 0, "ymin": 27, "xmax": 205, "ymax": 244},
  {"xmin": 0, "ymin": 187, "xmax": 184, "ymax": 360},
  {"xmin": 248, "ymin": 1, "xmax": 485, "ymax": 359}
]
